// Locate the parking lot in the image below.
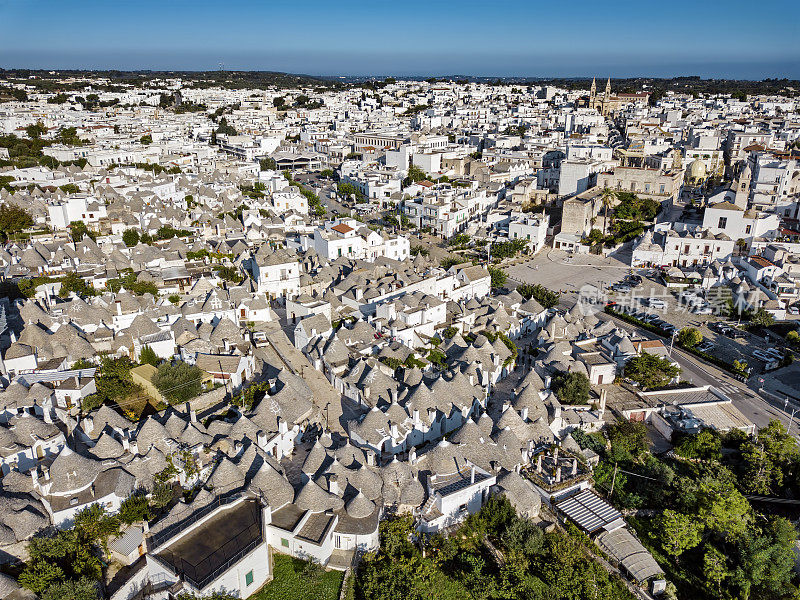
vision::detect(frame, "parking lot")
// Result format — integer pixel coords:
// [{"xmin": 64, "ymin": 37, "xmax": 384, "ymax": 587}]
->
[{"xmin": 507, "ymin": 248, "xmax": 793, "ymax": 376}]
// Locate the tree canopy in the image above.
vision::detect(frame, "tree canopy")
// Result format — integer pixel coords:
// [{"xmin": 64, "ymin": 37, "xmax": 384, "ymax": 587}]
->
[
  {"xmin": 624, "ymin": 352, "xmax": 680, "ymax": 389},
  {"xmin": 152, "ymin": 361, "xmax": 203, "ymax": 405}
]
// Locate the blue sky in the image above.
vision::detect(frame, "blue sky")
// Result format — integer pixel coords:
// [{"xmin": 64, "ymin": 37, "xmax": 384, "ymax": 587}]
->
[{"xmin": 1, "ymin": 0, "xmax": 798, "ymax": 78}]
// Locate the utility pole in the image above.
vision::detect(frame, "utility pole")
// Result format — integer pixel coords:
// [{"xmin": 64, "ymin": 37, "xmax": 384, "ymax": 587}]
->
[{"xmin": 609, "ymin": 462, "xmax": 618, "ymax": 498}]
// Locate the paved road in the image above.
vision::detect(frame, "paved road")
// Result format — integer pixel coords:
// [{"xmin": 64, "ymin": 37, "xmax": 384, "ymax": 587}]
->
[{"xmin": 601, "ymin": 312, "xmax": 800, "ymax": 437}]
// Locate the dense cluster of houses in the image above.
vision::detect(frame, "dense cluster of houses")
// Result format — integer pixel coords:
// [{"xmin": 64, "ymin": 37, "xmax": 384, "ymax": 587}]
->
[{"xmin": 0, "ymin": 74, "xmax": 796, "ymax": 598}]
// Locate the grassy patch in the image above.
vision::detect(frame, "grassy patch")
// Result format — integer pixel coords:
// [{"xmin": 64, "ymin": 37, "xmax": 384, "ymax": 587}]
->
[{"xmin": 249, "ymin": 554, "xmax": 343, "ymax": 600}]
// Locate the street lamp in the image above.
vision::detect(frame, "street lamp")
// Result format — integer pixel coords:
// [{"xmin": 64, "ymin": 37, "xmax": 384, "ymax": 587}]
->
[{"xmin": 669, "ymin": 330, "xmax": 678, "ymax": 357}]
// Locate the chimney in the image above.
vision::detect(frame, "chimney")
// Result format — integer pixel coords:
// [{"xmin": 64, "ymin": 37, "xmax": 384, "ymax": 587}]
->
[
  {"xmin": 366, "ymin": 451, "xmax": 375, "ymax": 466},
  {"xmin": 116, "ymin": 300, "xmax": 122, "ymax": 316},
  {"xmin": 390, "ymin": 422, "xmax": 398, "ymax": 438},
  {"xmin": 520, "ymin": 407, "xmax": 529, "ymax": 421},
  {"xmin": 121, "ymin": 435, "xmax": 130, "ymax": 452},
  {"xmin": 468, "ymin": 374, "xmax": 474, "ymax": 386},
  {"xmin": 391, "ymin": 388, "xmax": 398, "ymax": 403},
  {"xmin": 599, "ymin": 389, "xmax": 607, "ymax": 417},
  {"xmin": 409, "ymin": 449, "xmax": 417, "ymax": 464},
  {"xmin": 413, "ymin": 409, "xmax": 420, "ymax": 425},
  {"xmin": 470, "ymin": 465, "xmax": 476, "ymax": 484},
  {"xmin": 544, "ymin": 375, "xmax": 551, "ymax": 389},
  {"xmin": 572, "ymin": 458, "xmax": 578, "ymax": 476},
  {"xmin": 329, "ymin": 474, "xmax": 339, "ymax": 495},
  {"xmin": 553, "ymin": 445, "xmax": 559, "ymax": 460},
  {"xmin": 536, "ymin": 454, "xmax": 542, "ymax": 473},
  {"xmin": 30, "ymin": 468, "xmax": 38, "ymax": 488},
  {"xmin": 555, "ymin": 465, "xmax": 562, "ymax": 483},
  {"xmin": 502, "ymin": 401, "xmax": 510, "ymax": 413}
]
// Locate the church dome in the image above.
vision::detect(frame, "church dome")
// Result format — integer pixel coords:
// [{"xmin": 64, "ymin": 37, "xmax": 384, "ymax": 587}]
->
[{"xmin": 688, "ymin": 159, "xmax": 707, "ymax": 179}]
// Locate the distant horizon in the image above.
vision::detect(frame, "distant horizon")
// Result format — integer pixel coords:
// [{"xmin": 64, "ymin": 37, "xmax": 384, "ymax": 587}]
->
[
  {"xmin": 1, "ymin": 67, "xmax": 798, "ymax": 84},
  {"xmin": 2, "ymin": 0, "xmax": 798, "ymax": 80}
]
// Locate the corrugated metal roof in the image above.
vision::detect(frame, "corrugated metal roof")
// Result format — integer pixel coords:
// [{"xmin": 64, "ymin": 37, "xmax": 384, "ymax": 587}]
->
[
  {"xmin": 596, "ymin": 527, "xmax": 663, "ymax": 582},
  {"xmin": 555, "ymin": 489, "xmax": 622, "ymax": 533},
  {"xmin": 110, "ymin": 525, "xmax": 143, "ymax": 556}
]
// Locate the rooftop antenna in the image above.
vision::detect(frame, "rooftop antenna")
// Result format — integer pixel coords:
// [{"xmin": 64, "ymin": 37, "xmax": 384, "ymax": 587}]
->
[{"xmin": 218, "ymin": 61, "xmax": 225, "ymax": 72}]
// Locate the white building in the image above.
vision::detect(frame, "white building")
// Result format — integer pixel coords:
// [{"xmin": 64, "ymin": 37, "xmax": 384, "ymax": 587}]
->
[
  {"xmin": 47, "ymin": 195, "xmax": 108, "ymax": 229},
  {"xmin": 508, "ymin": 212, "xmax": 550, "ymax": 255}
]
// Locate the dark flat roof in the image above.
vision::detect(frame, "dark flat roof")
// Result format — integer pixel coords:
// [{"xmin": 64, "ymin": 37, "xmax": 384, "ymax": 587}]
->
[
  {"xmin": 156, "ymin": 499, "xmax": 262, "ymax": 588},
  {"xmin": 271, "ymin": 504, "xmax": 306, "ymax": 532},
  {"xmin": 296, "ymin": 512, "xmax": 335, "ymax": 545}
]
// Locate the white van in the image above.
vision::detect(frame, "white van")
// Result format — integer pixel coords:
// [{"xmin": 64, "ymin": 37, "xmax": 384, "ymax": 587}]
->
[{"xmin": 648, "ymin": 299, "xmax": 667, "ymax": 309}]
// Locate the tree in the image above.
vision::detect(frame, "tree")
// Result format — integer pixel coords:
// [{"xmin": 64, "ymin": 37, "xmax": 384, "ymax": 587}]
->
[
  {"xmin": 73, "ymin": 503, "xmax": 120, "ymax": 548},
  {"xmin": 215, "ymin": 265, "xmax": 243, "ymax": 283},
  {"xmin": 599, "ymin": 187, "xmax": 616, "ymax": 236},
  {"xmin": 139, "ymin": 134, "xmax": 152, "ymax": 145},
  {"xmin": 608, "ymin": 420, "xmax": 649, "ymax": 460},
  {"xmin": 741, "ymin": 420, "xmax": 799, "ymax": 494},
  {"xmin": 0, "ymin": 203, "xmax": 33, "ymax": 239},
  {"xmin": 25, "ymin": 121, "xmax": 47, "ymax": 140},
  {"xmin": 674, "ymin": 428, "xmax": 721, "ymax": 460},
  {"xmin": 516, "ymin": 283, "xmax": 560, "ymax": 308},
  {"xmin": 150, "ymin": 481, "xmax": 175, "ymax": 511},
  {"xmin": 703, "ymin": 546, "xmax": 728, "ymax": 595},
  {"xmin": 152, "ymin": 361, "xmax": 203, "ymax": 405},
  {"xmin": 659, "ymin": 510, "xmax": 701, "ymax": 559},
  {"xmin": 732, "ymin": 518, "xmax": 798, "ymax": 600},
  {"xmin": 138, "ymin": 345, "xmax": 160, "ymax": 367},
  {"xmin": 118, "ymin": 494, "xmax": 151, "ymax": 525},
  {"xmin": 488, "ymin": 266, "xmax": 507, "ymax": 289},
  {"xmin": 404, "ymin": 164, "xmax": 427, "ymax": 186},
  {"xmin": 19, "ymin": 560, "xmax": 65, "ymax": 594},
  {"xmin": 624, "ymin": 352, "xmax": 680, "ymax": 390},
  {"xmin": 260, "ymin": 157, "xmax": 276, "ymax": 170},
  {"xmin": 122, "ymin": 228, "xmax": 140, "ymax": 247},
  {"xmin": 697, "ymin": 476, "xmax": 751, "ymax": 539},
  {"xmin": 551, "ymin": 371, "xmax": 591, "ymax": 405},
  {"xmin": 677, "ymin": 327, "xmax": 703, "ymax": 348},
  {"xmin": 41, "ymin": 578, "xmax": 99, "ymax": 600},
  {"xmin": 215, "ymin": 117, "xmax": 237, "ymax": 136},
  {"xmin": 751, "ymin": 308, "xmax": 775, "ymax": 327},
  {"xmin": 58, "ymin": 271, "xmax": 96, "ymax": 298},
  {"xmin": 81, "ymin": 356, "xmax": 140, "ymax": 412},
  {"xmin": 69, "ymin": 220, "xmax": 93, "ymax": 242}
]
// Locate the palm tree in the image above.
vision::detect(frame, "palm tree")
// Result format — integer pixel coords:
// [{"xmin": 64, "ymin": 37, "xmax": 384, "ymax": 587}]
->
[{"xmin": 600, "ymin": 187, "xmax": 617, "ymax": 237}]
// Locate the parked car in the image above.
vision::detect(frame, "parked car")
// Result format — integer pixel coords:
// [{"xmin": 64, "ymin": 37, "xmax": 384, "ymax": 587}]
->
[
  {"xmin": 725, "ymin": 329, "xmax": 747, "ymax": 339},
  {"xmin": 710, "ymin": 322, "xmax": 731, "ymax": 334},
  {"xmin": 765, "ymin": 348, "xmax": 785, "ymax": 360},
  {"xmin": 691, "ymin": 304, "xmax": 713, "ymax": 315},
  {"xmin": 662, "ymin": 324, "xmax": 678, "ymax": 334},
  {"xmin": 788, "ymin": 306, "xmax": 799, "ymax": 315},
  {"xmin": 697, "ymin": 341, "xmax": 716, "ymax": 353},
  {"xmin": 647, "ymin": 298, "xmax": 668, "ymax": 309},
  {"xmin": 753, "ymin": 350, "xmax": 776, "ymax": 362},
  {"xmin": 643, "ymin": 314, "xmax": 661, "ymax": 323}
]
